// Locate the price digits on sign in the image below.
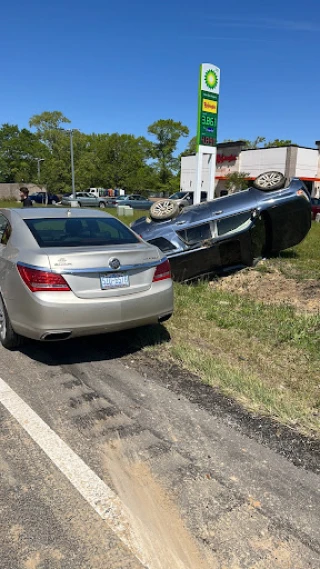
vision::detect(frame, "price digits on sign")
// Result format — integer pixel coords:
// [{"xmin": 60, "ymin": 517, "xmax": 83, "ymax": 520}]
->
[
  {"xmin": 201, "ymin": 116, "xmax": 215, "ymax": 127},
  {"xmin": 201, "ymin": 136, "xmax": 216, "ymax": 146}
]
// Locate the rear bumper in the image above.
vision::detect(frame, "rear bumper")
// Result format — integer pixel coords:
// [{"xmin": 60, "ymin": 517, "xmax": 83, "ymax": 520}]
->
[{"xmin": 8, "ymin": 281, "xmax": 173, "ymax": 341}]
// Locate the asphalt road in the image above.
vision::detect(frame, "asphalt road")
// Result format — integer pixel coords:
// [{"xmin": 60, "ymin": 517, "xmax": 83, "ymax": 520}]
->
[{"xmin": 0, "ymin": 333, "xmax": 319, "ymax": 569}]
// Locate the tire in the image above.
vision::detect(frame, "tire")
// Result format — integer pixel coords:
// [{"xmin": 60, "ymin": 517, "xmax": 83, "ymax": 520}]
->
[
  {"xmin": 0, "ymin": 295, "xmax": 22, "ymax": 350},
  {"xmin": 99, "ymin": 201, "xmax": 106, "ymax": 208},
  {"xmin": 253, "ymin": 171, "xmax": 286, "ymax": 191},
  {"xmin": 150, "ymin": 200, "xmax": 180, "ymax": 221},
  {"xmin": 78, "ymin": 202, "xmax": 82, "ymax": 207}
]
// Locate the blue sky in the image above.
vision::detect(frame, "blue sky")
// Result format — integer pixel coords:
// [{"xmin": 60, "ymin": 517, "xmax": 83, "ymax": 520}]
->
[{"xmin": 1, "ymin": 0, "xmax": 319, "ymax": 151}]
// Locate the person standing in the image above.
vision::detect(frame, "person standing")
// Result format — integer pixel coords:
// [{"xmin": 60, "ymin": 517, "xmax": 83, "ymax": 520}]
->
[{"xmin": 20, "ymin": 187, "xmax": 33, "ymax": 207}]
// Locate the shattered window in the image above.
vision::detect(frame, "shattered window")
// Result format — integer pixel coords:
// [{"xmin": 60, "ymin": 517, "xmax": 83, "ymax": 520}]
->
[
  {"xmin": 217, "ymin": 212, "xmax": 251, "ymax": 236},
  {"xmin": 178, "ymin": 223, "xmax": 212, "ymax": 245}
]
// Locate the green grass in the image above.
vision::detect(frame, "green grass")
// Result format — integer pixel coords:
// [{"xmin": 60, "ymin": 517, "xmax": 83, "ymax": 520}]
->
[
  {"xmin": 0, "ymin": 199, "xmax": 22, "ymax": 208},
  {"xmin": 161, "ymin": 280, "xmax": 320, "ymax": 435},
  {"xmin": 263, "ymin": 221, "xmax": 320, "ymax": 280},
  {"xmin": 154, "ymin": 223, "xmax": 320, "ymax": 436},
  {"xmin": 173, "ymin": 283, "xmax": 319, "ymax": 356},
  {"xmin": 100, "ymin": 207, "xmax": 149, "ymax": 226}
]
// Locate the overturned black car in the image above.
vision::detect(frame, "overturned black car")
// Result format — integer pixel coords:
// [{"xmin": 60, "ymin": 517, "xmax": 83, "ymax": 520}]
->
[{"xmin": 131, "ymin": 172, "xmax": 311, "ymax": 282}]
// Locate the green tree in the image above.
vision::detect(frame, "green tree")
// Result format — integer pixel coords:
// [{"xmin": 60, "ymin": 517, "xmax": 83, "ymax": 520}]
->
[
  {"xmin": 40, "ymin": 130, "xmax": 95, "ymax": 193},
  {"xmin": 243, "ymin": 137, "xmax": 266, "ymax": 149},
  {"xmin": 222, "ymin": 137, "xmax": 295, "ymax": 149},
  {"xmin": 29, "ymin": 111, "xmax": 71, "ymax": 151},
  {"xmin": 222, "ymin": 137, "xmax": 266, "ymax": 148},
  {"xmin": 264, "ymin": 139, "xmax": 294, "ymax": 147},
  {"xmin": 29, "ymin": 111, "xmax": 89, "ymax": 193},
  {"xmin": 148, "ymin": 119, "xmax": 189, "ymax": 188},
  {"xmin": 3, "ymin": 111, "xmax": 191, "ymax": 193},
  {"xmin": 28, "ymin": 114, "xmax": 154, "ymax": 194},
  {"xmin": 225, "ymin": 172, "xmax": 250, "ymax": 193},
  {"xmin": 72, "ymin": 133, "xmax": 153, "ymax": 192},
  {"xmin": 0, "ymin": 123, "xmax": 48, "ymax": 183},
  {"xmin": 180, "ymin": 136, "xmax": 197, "ymax": 157},
  {"xmin": 92, "ymin": 133, "xmax": 152, "ymax": 190}
]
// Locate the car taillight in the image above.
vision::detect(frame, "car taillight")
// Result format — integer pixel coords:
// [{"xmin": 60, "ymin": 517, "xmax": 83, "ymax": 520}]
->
[
  {"xmin": 153, "ymin": 259, "xmax": 171, "ymax": 282},
  {"xmin": 296, "ymin": 189, "xmax": 310, "ymax": 201},
  {"xmin": 17, "ymin": 264, "xmax": 71, "ymax": 292}
]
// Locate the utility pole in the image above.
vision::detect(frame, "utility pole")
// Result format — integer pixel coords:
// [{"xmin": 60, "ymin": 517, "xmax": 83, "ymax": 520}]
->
[
  {"xmin": 35, "ymin": 158, "xmax": 45, "ymax": 183},
  {"xmin": 59, "ymin": 128, "xmax": 79, "ymax": 199},
  {"xmin": 69, "ymin": 130, "xmax": 76, "ymax": 199}
]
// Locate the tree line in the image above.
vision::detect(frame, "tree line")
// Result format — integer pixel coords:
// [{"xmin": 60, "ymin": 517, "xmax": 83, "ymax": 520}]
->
[
  {"xmin": 0, "ymin": 111, "xmax": 189, "ymax": 194},
  {"xmin": 0, "ymin": 110, "xmax": 295, "ymax": 194}
]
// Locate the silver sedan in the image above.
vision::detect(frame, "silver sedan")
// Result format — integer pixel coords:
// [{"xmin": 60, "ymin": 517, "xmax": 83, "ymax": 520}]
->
[{"xmin": 0, "ymin": 208, "xmax": 173, "ymax": 349}]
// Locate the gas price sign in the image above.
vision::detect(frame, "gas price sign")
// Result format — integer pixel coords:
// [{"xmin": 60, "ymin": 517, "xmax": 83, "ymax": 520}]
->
[{"xmin": 197, "ymin": 64, "xmax": 220, "ymax": 149}]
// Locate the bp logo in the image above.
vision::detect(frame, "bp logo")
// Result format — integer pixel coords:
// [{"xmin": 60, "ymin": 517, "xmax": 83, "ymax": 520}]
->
[{"xmin": 204, "ymin": 69, "xmax": 218, "ymax": 90}]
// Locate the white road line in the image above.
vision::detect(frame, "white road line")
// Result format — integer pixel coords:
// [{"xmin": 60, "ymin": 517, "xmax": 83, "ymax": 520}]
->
[{"xmin": 0, "ymin": 376, "xmax": 148, "ymax": 568}]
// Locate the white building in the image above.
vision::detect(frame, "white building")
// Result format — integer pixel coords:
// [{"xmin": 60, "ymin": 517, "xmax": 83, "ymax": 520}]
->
[{"xmin": 180, "ymin": 141, "xmax": 320, "ymax": 198}]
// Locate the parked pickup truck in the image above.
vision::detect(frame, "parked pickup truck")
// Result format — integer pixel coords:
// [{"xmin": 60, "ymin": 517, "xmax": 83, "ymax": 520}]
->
[{"xmin": 86, "ymin": 187, "xmax": 109, "ymax": 198}]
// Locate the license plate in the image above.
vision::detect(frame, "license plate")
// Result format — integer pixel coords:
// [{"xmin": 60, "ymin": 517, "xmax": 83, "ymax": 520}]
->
[{"xmin": 100, "ymin": 272, "xmax": 130, "ymax": 290}]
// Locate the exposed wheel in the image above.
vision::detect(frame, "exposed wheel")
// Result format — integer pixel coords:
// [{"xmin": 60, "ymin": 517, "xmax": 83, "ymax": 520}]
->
[
  {"xmin": 99, "ymin": 201, "xmax": 106, "ymax": 208},
  {"xmin": 253, "ymin": 171, "xmax": 286, "ymax": 191},
  {"xmin": 0, "ymin": 295, "xmax": 22, "ymax": 349},
  {"xmin": 77, "ymin": 201, "xmax": 82, "ymax": 207},
  {"xmin": 150, "ymin": 200, "xmax": 180, "ymax": 221}
]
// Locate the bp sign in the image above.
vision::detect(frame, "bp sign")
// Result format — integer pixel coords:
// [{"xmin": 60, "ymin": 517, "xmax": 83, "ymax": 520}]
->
[{"xmin": 197, "ymin": 63, "xmax": 220, "ymax": 149}]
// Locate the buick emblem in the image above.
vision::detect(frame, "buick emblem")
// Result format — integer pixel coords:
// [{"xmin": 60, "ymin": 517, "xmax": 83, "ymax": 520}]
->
[{"xmin": 109, "ymin": 258, "xmax": 121, "ymax": 270}]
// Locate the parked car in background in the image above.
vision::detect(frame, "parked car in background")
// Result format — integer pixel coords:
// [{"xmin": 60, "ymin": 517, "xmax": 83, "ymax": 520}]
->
[
  {"xmin": 30, "ymin": 192, "xmax": 60, "ymax": 205},
  {"xmin": 131, "ymin": 172, "xmax": 311, "ymax": 282},
  {"xmin": 60, "ymin": 192, "xmax": 112, "ymax": 208},
  {"xmin": 171, "ymin": 191, "xmax": 207, "ymax": 207},
  {"xmin": 149, "ymin": 191, "xmax": 207, "ymax": 219},
  {"xmin": 110, "ymin": 195, "xmax": 153, "ymax": 210},
  {"xmin": 311, "ymin": 197, "xmax": 320, "ymax": 220},
  {"xmin": 0, "ymin": 207, "xmax": 173, "ymax": 349}
]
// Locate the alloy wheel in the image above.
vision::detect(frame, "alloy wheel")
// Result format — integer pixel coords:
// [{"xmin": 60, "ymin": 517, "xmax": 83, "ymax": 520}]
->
[
  {"xmin": 256, "ymin": 172, "xmax": 283, "ymax": 189},
  {"xmin": 152, "ymin": 200, "xmax": 176, "ymax": 218}
]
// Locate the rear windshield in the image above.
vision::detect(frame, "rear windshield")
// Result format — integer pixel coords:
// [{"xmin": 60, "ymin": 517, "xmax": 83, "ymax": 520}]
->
[{"xmin": 24, "ymin": 217, "xmax": 140, "ymax": 248}]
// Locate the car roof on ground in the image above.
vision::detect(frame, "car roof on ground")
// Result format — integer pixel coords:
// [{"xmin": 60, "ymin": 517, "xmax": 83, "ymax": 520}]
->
[{"xmin": 0, "ymin": 208, "xmax": 114, "ymax": 220}]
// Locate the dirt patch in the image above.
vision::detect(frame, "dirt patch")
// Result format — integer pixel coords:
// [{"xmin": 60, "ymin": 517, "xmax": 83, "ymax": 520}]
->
[
  {"xmin": 23, "ymin": 550, "xmax": 64, "ymax": 569},
  {"xmin": 102, "ymin": 438, "xmax": 217, "ymax": 569},
  {"xmin": 9, "ymin": 524, "xmax": 24, "ymax": 543},
  {"xmin": 211, "ymin": 267, "xmax": 320, "ymax": 314},
  {"xmin": 24, "ymin": 552, "xmax": 41, "ymax": 569}
]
